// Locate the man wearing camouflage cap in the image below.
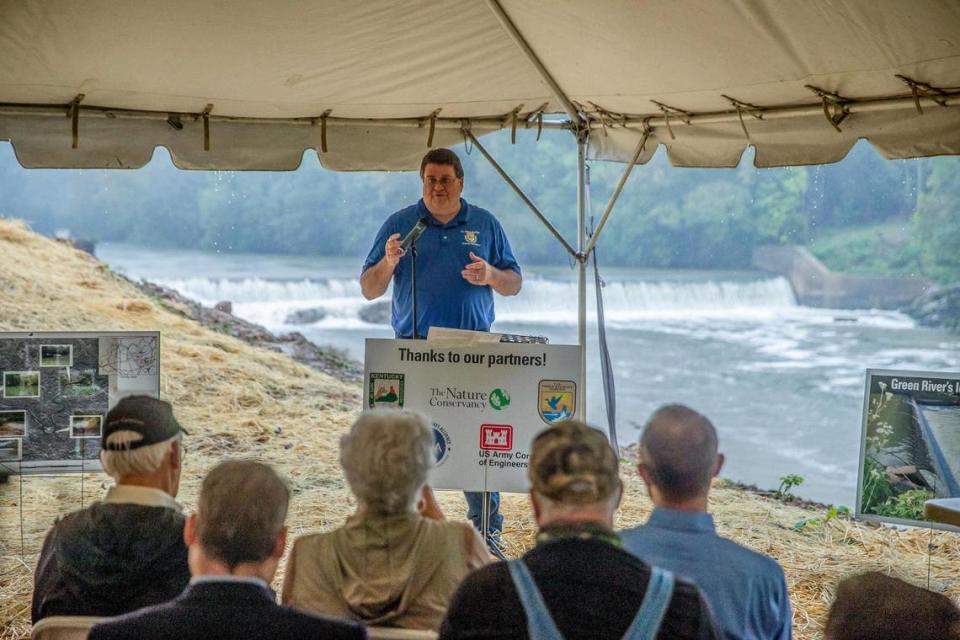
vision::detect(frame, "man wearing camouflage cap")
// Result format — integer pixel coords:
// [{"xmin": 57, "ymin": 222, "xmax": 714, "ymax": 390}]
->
[{"xmin": 32, "ymin": 395, "xmax": 190, "ymax": 621}]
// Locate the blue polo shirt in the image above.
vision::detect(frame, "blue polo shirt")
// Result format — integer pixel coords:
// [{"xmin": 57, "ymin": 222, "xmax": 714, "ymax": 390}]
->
[
  {"xmin": 620, "ymin": 508, "xmax": 793, "ymax": 640},
  {"xmin": 362, "ymin": 198, "xmax": 521, "ymax": 338}
]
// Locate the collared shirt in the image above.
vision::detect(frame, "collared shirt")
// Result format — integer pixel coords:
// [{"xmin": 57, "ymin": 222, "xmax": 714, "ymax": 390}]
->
[
  {"xmin": 190, "ymin": 575, "xmax": 271, "ymax": 590},
  {"xmin": 362, "ymin": 198, "xmax": 521, "ymax": 338},
  {"xmin": 105, "ymin": 484, "xmax": 181, "ymax": 512},
  {"xmin": 620, "ymin": 507, "xmax": 793, "ymax": 640}
]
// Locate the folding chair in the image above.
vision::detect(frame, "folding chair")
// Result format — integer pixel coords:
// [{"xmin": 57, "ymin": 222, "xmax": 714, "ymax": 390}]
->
[
  {"xmin": 31, "ymin": 616, "xmax": 102, "ymax": 640},
  {"xmin": 366, "ymin": 627, "xmax": 439, "ymax": 640}
]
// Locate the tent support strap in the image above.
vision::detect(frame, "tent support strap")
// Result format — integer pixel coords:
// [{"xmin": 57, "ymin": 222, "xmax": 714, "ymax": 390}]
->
[
  {"xmin": 485, "ymin": 0, "xmax": 581, "ymax": 126},
  {"xmin": 463, "ymin": 129, "xmax": 577, "ymax": 258},
  {"xmin": 576, "ymin": 131, "xmax": 588, "ymax": 421},
  {"xmin": 582, "ymin": 130, "xmax": 649, "ymax": 259}
]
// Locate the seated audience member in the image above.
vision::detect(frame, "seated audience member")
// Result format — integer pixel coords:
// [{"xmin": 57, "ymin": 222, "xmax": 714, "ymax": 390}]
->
[
  {"xmin": 89, "ymin": 460, "xmax": 365, "ymax": 640},
  {"xmin": 620, "ymin": 404, "xmax": 793, "ymax": 640},
  {"xmin": 32, "ymin": 396, "xmax": 190, "ymax": 622},
  {"xmin": 283, "ymin": 409, "xmax": 490, "ymax": 630},
  {"xmin": 823, "ymin": 571, "xmax": 960, "ymax": 640},
  {"xmin": 440, "ymin": 420, "xmax": 720, "ymax": 640}
]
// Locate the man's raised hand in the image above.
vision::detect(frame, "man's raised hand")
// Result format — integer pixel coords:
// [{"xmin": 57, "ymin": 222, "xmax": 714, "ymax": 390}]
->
[
  {"xmin": 462, "ymin": 252, "xmax": 491, "ymax": 286},
  {"xmin": 384, "ymin": 232, "xmax": 405, "ymax": 268}
]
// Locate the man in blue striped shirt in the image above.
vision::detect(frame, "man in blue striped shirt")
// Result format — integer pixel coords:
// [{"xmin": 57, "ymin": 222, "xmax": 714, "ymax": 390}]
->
[{"xmin": 620, "ymin": 405, "xmax": 793, "ymax": 640}]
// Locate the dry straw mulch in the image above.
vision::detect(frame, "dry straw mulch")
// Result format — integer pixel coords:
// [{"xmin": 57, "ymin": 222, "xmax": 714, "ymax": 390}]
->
[{"xmin": 1, "ymin": 218, "xmax": 958, "ymax": 639}]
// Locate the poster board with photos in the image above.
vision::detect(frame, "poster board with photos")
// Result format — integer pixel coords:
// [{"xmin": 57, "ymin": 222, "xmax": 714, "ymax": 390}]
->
[
  {"xmin": 363, "ymin": 338, "xmax": 582, "ymax": 493},
  {"xmin": 857, "ymin": 369, "xmax": 960, "ymax": 531},
  {"xmin": 0, "ymin": 331, "xmax": 160, "ymax": 475}
]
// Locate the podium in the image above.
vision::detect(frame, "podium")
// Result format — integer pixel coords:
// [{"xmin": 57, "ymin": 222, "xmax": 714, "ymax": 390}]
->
[{"xmin": 363, "ymin": 337, "xmax": 581, "ymax": 493}]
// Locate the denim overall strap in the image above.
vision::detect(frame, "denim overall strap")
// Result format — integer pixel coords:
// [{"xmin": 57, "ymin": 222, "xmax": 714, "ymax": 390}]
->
[
  {"xmin": 507, "ymin": 559, "xmax": 565, "ymax": 640},
  {"xmin": 622, "ymin": 566, "xmax": 676, "ymax": 640}
]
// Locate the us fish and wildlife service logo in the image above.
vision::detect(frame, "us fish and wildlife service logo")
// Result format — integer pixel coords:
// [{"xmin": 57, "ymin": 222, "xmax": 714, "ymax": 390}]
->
[
  {"xmin": 538, "ymin": 380, "xmax": 576, "ymax": 424},
  {"xmin": 433, "ymin": 422, "xmax": 452, "ymax": 465},
  {"xmin": 368, "ymin": 373, "xmax": 404, "ymax": 409},
  {"xmin": 462, "ymin": 230, "xmax": 480, "ymax": 246},
  {"xmin": 489, "ymin": 387, "xmax": 510, "ymax": 410}
]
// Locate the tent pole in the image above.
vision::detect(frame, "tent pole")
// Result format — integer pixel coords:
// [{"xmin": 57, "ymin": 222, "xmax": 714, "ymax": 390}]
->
[
  {"xmin": 463, "ymin": 129, "xmax": 577, "ymax": 258},
  {"xmin": 485, "ymin": 0, "xmax": 581, "ymax": 125},
  {"xmin": 576, "ymin": 130, "xmax": 588, "ymax": 422},
  {"xmin": 582, "ymin": 131, "xmax": 649, "ymax": 259}
]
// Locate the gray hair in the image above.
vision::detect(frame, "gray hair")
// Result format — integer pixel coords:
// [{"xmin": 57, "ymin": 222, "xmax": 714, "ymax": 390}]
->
[
  {"xmin": 100, "ymin": 432, "xmax": 180, "ymax": 478},
  {"xmin": 340, "ymin": 410, "xmax": 434, "ymax": 516},
  {"xmin": 196, "ymin": 460, "xmax": 290, "ymax": 569}
]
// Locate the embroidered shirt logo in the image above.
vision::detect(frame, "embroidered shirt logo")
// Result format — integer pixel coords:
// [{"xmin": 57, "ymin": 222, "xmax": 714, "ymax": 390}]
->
[{"xmin": 462, "ymin": 230, "xmax": 480, "ymax": 246}]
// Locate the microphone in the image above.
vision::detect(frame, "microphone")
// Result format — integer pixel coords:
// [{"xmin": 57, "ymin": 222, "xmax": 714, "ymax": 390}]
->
[{"xmin": 399, "ymin": 218, "xmax": 428, "ymax": 252}]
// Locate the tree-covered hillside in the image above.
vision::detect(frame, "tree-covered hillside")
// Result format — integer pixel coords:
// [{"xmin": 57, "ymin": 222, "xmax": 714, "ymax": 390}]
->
[{"xmin": 0, "ymin": 132, "xmax": 956, "ymax": 280}]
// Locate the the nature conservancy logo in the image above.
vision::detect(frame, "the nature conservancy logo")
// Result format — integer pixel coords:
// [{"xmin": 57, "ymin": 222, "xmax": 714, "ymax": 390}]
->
[
  {"xmin": 489, "ymin": 388, "xmax": 511, "ymax": 410},
  {"xmin": 538, "ymin": 379, "xmax": 576, "ymax": 424},
  {"xmin": 432, "ymin": 422, "xmax": 452, "ymax": 465},
  {"xmin": 429, "ymin": 386, "xmax": 507, "ymax": 412},
  {"xmin": 368, "ymin": 373, "xmax": 404, "ymax": 409}
]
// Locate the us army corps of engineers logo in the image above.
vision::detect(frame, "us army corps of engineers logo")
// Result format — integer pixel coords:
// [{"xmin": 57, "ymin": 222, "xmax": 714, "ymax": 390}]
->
[{"xmin": 368, "ymin": 373, "xmax": 404, "ymax": 409}]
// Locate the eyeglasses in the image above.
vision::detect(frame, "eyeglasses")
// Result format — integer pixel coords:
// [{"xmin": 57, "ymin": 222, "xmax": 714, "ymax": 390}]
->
[{"xmin": 423, "ymin": 176, "xmax": 459, "ymax": 187}]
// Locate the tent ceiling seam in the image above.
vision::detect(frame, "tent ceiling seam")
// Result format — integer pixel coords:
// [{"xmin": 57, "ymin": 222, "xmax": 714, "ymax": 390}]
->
[{"xmin": 3, "ymin": 83, "xmax": 956, "ymax": 135}]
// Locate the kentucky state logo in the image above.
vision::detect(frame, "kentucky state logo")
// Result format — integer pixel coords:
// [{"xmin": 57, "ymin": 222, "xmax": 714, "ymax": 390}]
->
[
  {"xmin": 538, "ymin": 380, "xmax": 576, "ymax": 424},
  {"xmin": 368, "ymin": 373, "xmax": 404, "ymax": 409},
  {"xmin": 462, "ymin": 230, "xmax": 480, "ymax": 246}
]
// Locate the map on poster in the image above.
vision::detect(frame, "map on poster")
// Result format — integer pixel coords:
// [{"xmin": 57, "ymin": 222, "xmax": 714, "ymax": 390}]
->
[
  {"xmin": 857, "ymin": 368, "xmax": 960, "ymax": 530},
  {"xmin": 364, "ymin": 338, "xmax": 582, "ymax": 493},
  {"xmin": 0, "ymin": 331, "xmax": 160, "ymax": 474}
]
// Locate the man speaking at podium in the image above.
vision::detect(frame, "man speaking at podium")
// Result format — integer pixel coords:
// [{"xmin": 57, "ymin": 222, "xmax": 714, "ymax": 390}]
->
[{"xmin": 360, "ymin": 148, "xmax": 522, "ymax": 551}]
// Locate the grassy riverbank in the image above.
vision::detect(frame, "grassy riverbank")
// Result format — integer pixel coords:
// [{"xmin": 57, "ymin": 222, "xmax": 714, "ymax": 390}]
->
[{"xmin": 1, "ymin": 218, "xmax": 958, "ymax": 639}]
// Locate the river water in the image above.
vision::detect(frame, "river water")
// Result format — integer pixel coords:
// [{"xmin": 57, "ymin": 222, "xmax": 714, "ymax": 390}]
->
[{"xmin": 97, "ymin": 243, "xmax": 959, "ymax": 506}]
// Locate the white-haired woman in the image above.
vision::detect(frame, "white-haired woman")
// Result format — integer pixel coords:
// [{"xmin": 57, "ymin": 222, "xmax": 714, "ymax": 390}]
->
[{"xmin": 282, "ymin": 409, "xmax": 490, "ymax": 630}]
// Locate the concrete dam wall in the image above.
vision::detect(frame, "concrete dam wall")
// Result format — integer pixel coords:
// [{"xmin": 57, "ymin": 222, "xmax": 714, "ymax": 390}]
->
[{"xmin": 752, "ymin": 245, "xmax": 932, "ymax": 309}]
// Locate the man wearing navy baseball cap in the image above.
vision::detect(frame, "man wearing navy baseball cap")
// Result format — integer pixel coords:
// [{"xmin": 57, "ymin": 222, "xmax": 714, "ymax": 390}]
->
[{"xmin": 32, "ymin": 396, "xmax": 190, "ymax": 622}]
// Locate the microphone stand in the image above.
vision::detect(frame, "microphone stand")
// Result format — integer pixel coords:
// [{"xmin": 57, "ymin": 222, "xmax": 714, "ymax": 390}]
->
[{"xmin": 410, "ymin": 243, "xmax": 421, "ymax": 340}]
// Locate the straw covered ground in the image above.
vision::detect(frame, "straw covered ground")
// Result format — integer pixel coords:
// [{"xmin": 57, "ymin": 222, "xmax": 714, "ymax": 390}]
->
[{"xmin": 1, "ymin": 218, "xmax": 958, "ymax": 639}]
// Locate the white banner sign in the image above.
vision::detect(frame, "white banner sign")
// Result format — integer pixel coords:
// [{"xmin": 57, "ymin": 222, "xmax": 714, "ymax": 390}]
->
[{"xmin": 363, "ymin": 338, "xmax": 582, "ymax": 493}]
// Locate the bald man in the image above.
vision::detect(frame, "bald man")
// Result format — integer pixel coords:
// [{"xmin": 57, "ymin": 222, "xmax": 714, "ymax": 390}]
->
[{"xmin": 620, "ymin": 404, "xmax": 793, "ymax": 640}]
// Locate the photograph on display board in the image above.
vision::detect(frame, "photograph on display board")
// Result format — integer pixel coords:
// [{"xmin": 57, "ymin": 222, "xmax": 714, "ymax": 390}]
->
[
  {"xmin": 70, "ymin": 415, "xmax": 104, "ymax": 439},
  {"xmin": 56, "ymin": 369, "xmax": 104, "ymax": 399},
  {"xmin": 3, "ymin": 371, "xmax": 40, "ymax": 398},
  {"xmin": 40, "ymin": 344, "xmax": 73, "ymax": 367},
  {"xmin": 0, "ymin": 411, "xmax": 27, "ymax": 438},
  {"xmin": 0, "ymin": 438, "xmax": 21, "ymax": 462},
  {"xmin": 858, "ymin": 370, "xmax": 960, "ymax": 528}
]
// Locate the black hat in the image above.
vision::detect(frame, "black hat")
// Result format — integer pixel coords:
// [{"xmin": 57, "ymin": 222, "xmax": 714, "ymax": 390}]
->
[{"xmin": 102, "ymin": 395, "xmax": 187, "ymax": 450}]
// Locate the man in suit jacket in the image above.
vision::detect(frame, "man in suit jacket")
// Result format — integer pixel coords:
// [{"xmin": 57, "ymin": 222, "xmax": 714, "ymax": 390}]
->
[{"xmin": 90, "ymin": 460, "xmax": 366, "ymax": 640}]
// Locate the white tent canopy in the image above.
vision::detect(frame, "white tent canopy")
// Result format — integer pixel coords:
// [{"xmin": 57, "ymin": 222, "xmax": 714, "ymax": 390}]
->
[
  {"xmin": 1, "ymin": 0, "xmax": 958, "ymax": 170},
  {"xmin": 2, "ymin": 0, "xmax": 958, "ymax": 428}
]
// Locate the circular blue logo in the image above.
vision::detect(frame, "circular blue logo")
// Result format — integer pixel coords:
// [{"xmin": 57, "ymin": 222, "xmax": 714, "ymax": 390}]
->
[{"xmin": 432, "ymin": 422, "xmax": 451, "ymax": 464}]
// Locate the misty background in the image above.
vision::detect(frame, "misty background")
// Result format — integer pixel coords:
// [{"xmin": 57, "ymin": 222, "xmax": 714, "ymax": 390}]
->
[{"xmin": 1, "ymin": 130, "xmax": 958, "ymax": 283}]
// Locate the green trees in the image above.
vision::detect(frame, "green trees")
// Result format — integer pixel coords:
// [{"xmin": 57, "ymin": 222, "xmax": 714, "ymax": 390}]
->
[
  {"xmin": 0, "ymin": 136, "xmax": 956, "ymax": 280},
  {"xmin": 915, "ymin": 157, "xmax": 960, "ymax": 282}
]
